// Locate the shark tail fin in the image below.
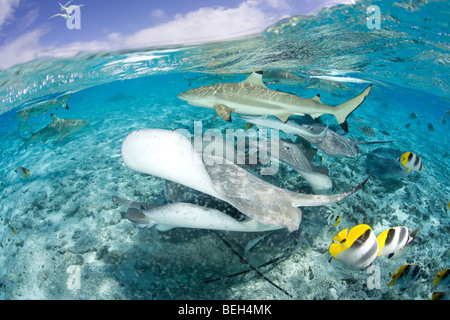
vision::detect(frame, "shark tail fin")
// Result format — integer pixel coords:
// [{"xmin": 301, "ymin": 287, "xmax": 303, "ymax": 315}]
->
[{"xmin": 333, "ymin": 84, "xmax": 372, "ymax": 133}]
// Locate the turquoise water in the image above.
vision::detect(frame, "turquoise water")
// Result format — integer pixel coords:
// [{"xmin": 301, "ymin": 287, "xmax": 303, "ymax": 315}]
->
[{"xmin": 0, "ymin": 0, "xmax": 449, "ymax": 300}]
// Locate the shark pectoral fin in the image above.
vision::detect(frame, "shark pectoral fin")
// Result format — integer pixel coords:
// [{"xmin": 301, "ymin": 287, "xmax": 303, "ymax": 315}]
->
[
  {"xmin": 56, "ymin": 132, "xmax": 69, "ymax": 144},
  {"xmin": 275, "ymin": 112, "xmax": 292, "ymax": 123},
  {"xmin": 214, "ymin": 104, "xmax": 235, "ymax": 122}
]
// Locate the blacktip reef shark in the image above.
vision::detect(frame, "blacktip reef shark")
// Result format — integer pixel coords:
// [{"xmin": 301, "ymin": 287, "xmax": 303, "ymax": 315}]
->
[
  {"xmin": 262, "ymin": 70, "xmax": 306, "ymax": 86},
  {"xmin": 14, "ymin": 92, "xmax": 72, "ymax": 122},
  {"xmin": 121, "ymin": 129, "xmax": 369, "ymax": 232},
  {"xmin": 18, "ymin": 114, "xmax": 88, "ymax": 149},
  {"xmin": 178, "ymin": 71, "xmax": 372, "ymax": 132}
]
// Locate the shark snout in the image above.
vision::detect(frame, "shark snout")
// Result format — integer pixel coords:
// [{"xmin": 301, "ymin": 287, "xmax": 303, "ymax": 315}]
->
[
  {"xmin": 177, "ymin": 89, "xmax": 210, "ymax": 108},
  {"xmin": 177, "ymin": 91, "xmax": 188, "ymax": 101}
]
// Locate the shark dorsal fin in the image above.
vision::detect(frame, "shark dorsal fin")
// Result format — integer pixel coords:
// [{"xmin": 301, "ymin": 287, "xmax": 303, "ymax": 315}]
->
[
  {"xmin": 311, "ymin": 94, "xmax": 323, "ymax": 104},
  {"xmin": 50, "ymin": 113, "xmax": 60, "ymax": 122},
  {"xmin": 243, "ymin": 71, "xmax": 266, "ymax": 87}
]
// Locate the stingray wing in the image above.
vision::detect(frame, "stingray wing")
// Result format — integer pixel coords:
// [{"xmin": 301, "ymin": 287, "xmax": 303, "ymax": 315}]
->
[{"xmin": 203, "ymin": 154, "xmax": 302, "ymax": 232}]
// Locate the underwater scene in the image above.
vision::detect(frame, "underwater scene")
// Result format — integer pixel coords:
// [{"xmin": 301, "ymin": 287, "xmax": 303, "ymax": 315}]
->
[{"xmin": 0, "ymin": 0, "xmax": 449, "ymax": 300}]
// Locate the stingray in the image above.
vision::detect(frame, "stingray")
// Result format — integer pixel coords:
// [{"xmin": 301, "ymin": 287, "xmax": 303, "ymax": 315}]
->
[
  {"xmin": 112, "ymin": 189, "xmax": 295, "ymax": 297},
  {"xmin": 121, "ymin": 129, "xmax": 369, "ymax": 232},
  {"xmin": 250, "ymin": 138, "xmax": 333, "ymax": 194},
  {"xmin": 355, "ymin": 147, "xmax": 409, "ymax": 180},
  {"xmin": 298, "ymin": 123, "xmax": 393, "ymax": 157}
]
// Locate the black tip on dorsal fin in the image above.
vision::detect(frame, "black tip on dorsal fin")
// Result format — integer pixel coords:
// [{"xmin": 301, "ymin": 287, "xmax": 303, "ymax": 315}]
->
[
  {"xmin": 255, "ymin": 70, "xmax": 263, "ymax": 75},
  {"xmin": 340, "ymin": 120, "xmax": 349, "ymax": 133}
]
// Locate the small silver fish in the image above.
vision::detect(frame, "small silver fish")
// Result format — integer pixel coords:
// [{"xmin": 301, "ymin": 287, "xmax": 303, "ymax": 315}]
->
[
  {"xmin": 409, "ymin": 112, "xmax": 418, "ymax": 119},
  {"xmin": 427, "ymin": 123, "xmax": 434, "ymax": 132}
]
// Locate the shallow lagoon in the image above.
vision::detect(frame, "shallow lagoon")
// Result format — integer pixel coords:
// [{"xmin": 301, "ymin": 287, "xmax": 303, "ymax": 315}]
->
[{"xmin": 0, "ymin": 0, "xmax": 449, "ymax": 299}]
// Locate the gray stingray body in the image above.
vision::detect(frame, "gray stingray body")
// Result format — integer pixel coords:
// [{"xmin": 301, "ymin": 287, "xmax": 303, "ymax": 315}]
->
[
  {"xmin": 121, "ymin": 129, "xmax": 368, "ymax": 232},
  {"xmin": 364, "ymin": 147, "xmax": 409, "ymax": 179},
  {"xmin": 299, "ymin": 123, "xmax": 392, "ymax": 157},
  {"xmin": 251, "ymin": 138, "xmax": 332, "ymax": 194}
]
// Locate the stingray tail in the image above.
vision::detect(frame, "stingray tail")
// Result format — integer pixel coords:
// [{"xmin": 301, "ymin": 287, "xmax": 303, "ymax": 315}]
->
[
  {"xmin": 333, "ymin": 85, "xmax": 372, "ymax": 133},
  {"xmin": 357, "ymin": 140, "xmax": 393, "ymax": 145},
  {"xmin": 213, "ymin": 232, "xmax": 293, "ymax": 298},
  {"xmin": 290, "ymin": 175, "xmax": 370, "ymax": 207},
  {"xmin": 350, "ymin": 154, "xmax": 370, "ymax": 177}
]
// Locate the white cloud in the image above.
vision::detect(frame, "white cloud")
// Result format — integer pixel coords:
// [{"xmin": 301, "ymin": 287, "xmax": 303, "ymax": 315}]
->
[
  {"xmin": 0, "ymin": 0, "xmax": 20, "ymax": 30},
  {"xmin": 125, "ymin": 1, "xmax": 283, "ymax": 48},
  {"xmin": 0, "ymin": 28, "xmax": 45, "ymax": 68},
  {"xmin": 0, "ymin": 27, "xmax": 117, "ymax": 69},
  {"xmin": 262, "ymin": 0, "xmax": 290, "ymax": 10},
  {"xmin": 151, "ymin": 9, "xmax": 166, "ymax": 19}
]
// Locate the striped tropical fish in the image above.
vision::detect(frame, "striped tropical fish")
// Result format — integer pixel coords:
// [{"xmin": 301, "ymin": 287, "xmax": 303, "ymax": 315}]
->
[
  {"xmin": 329, "ymin": 224, "xmax": 379, "ymax": 270},
  {"xmin": 388, "ymin": 264, "xmax": 421, "ymax": 295},
  {"xmin": 398, "ymin": 152, "xmax": 424, "ymax": 173},
  {"xmin": 377, "ymin": 226, "xmax": 421, "ymax": 259}
]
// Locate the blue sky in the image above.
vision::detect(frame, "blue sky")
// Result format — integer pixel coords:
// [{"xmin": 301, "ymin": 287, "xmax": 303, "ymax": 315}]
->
[{"xmin": 0, "ymin": 0, "xmax": 355, "ymax": 69}]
